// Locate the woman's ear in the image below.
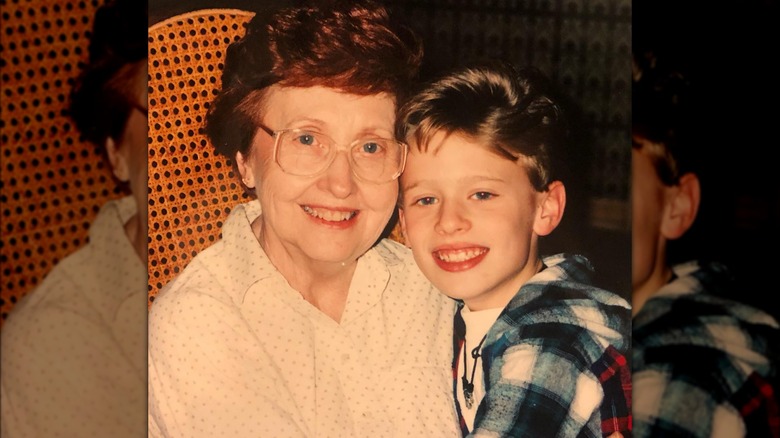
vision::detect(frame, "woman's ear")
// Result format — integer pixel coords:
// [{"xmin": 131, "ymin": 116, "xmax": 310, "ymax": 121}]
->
[
  {"xmin": 660, "ymin": 172, "xmax": 701, "ymax": 240},
  {"xmin": 235, "ymin": 151, "xmax": 256, "ymax": 188},
  {"xmin": 533, "ymin": 180, "xmax": 566, "ymax": 237},
  {"xmin": 105, "ymin": 137, "xmax": 130, "ymax": 182}
]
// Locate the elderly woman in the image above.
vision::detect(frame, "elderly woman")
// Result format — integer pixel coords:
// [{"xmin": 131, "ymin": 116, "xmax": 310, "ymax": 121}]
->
[{"xmin": 147, "ymin": 1, "xmax": 460, "ymax": 437}]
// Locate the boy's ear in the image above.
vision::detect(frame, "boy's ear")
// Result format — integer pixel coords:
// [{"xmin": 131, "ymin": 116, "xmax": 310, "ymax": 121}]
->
[
  {"xmin": 533, "ymin": 181, "xmax": 566, "ymax": 237},
  {"xmin": 397, "ymin": 207, "xmax": 411, "ymax": 248},
  {"xmin": 660, "ymin": 172, "xmax": 700, "ymax": 240},
  {"xmin": 105, "ymin": 137, "xmax": 130, "ymax": 182},
  {"xmin": 235, "ymin": 151, "xmax": 256, "ymax": 188}
]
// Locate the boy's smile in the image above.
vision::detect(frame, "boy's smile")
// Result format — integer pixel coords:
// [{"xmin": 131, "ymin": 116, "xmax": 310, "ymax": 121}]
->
[
  {"xmin": 432, "ymin": 245, "xmax": 489, "ymax": 272},
  {"xmin": 399, "ymin": 131, "xmax": 552, "ymax": 311}
]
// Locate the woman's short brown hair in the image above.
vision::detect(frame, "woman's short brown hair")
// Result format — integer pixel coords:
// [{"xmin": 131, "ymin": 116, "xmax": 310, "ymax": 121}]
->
[{"xmin": 204, "ymin": 0, "xmax": 423, "ymax": 161}]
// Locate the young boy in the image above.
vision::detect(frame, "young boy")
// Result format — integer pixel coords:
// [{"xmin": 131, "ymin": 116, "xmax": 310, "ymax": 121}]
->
[{"xmin": 396, "ymin": 60, "xmax": 632, "ymax": 437}]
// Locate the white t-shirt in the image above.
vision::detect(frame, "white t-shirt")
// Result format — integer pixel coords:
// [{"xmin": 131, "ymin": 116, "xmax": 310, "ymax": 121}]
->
[{"xmin": 456, "ymin": 305, "xmax": 503, "ymax": 431}]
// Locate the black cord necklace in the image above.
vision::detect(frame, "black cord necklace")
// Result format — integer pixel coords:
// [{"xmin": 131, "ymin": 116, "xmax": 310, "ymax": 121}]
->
[{"xmin": 461, "ymin": 333, "xmax": 488, "ymax": 409}]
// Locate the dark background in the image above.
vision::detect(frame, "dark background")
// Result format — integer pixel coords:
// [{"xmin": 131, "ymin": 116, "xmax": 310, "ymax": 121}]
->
[
  {"xmin": 634, "ymin": 0, "xmax": 780, "ymax": 320},
  {"xmin": 631, "ymin": 0, "xmax": 780, "ymax": 420}
]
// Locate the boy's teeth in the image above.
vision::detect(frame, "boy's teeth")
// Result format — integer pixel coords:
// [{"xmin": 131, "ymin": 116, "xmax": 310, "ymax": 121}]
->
[
  {"xmin": 303, "ymin": 206, "xmax": 356, "ymax": 221},
  {"xmin": 436, "ymin": 248, "xmax": 486, "ymax": 262}
]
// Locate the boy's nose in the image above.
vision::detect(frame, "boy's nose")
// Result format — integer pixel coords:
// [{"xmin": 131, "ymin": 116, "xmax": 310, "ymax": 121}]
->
[{"xmin": 434, "ymin": 201, "xmax": 470, "ymax": 234}]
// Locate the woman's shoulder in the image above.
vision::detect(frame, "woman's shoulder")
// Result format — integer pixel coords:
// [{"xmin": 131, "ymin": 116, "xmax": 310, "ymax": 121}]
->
[
  {"xmin": 151, "ymin": 200, "xmax": 266, "ymax": 309},
  {"xmin": 150, "ymin": 240, "xmax": 235, "ymax": 313},
  {"xmin": 371, "ymin": 238, "xmax": 427, "ymax": 278},
  {"xmin": 370, "ymin": 238, "xmax": 456, "ymax": 307},
  {"xmin": 373, "ymin": 237, "xmax": 412, "ymax": 261}
]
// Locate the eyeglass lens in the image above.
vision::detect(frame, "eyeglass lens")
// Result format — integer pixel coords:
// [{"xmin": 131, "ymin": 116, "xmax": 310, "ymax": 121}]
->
[{"xmin": 275, "ymin": 130, "xmax": 404, "ymax": 182}]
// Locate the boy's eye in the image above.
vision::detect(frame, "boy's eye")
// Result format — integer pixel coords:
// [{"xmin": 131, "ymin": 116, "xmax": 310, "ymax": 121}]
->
[
  {"xmin": 414, "ymin": 196, "xmax": 437, "ymax": 206},
  {"xmin": 472, "ymin": 191, "xmax": 495, "ymax": 200}
]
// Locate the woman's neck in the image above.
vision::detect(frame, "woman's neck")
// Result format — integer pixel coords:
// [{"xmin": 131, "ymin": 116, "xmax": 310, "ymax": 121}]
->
[{"xmin": 252, "ymin": 217, "xmax": 356, "ymax": 322}]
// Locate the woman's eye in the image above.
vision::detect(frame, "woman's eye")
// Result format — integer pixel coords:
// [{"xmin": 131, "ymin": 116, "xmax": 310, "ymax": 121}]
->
[
  {"xmin": 297, "ymin": 134, "xmax": 316, "ymax": 146},
  {"xmin": 361, "ymin": 142, "xmax": 382, "ymax": 154},
  {"xmin": 472, "ymin": 191, "xmax": 495, "ymax": 200}
]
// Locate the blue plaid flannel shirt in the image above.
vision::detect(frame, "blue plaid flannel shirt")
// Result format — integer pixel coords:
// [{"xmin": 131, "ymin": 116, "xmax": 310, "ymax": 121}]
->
[
  {"xmin": 453, "ymin": 253, "xmax": 632, "ymax": 437},
  {"xmin": 633, "ymin": 260, "xmax": 780, "ymax": 438}
]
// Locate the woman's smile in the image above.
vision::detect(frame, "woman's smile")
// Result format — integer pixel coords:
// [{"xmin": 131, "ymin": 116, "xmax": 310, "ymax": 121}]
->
[{"xmin": 301, "ymin": 205, "xmax": 359, "ymax": 227}]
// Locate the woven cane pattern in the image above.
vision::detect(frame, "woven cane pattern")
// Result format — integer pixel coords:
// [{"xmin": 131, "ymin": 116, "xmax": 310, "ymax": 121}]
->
[
  {"xmin": 0, "ymin": 0, "xmax": 119, "ymax": 325},
  {"xmin": 146, "ymin": 10, "xmax": 253, "ymax": 304}
]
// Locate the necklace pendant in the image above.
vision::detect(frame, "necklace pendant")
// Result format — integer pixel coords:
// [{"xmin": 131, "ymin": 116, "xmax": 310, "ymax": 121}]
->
[
  {"xmin": 460, "ymin": 333, "xmax": 487, "ymax": 411},
  {"xmin": 464, "ymin": 391, "xmax": 474, "ymax": 409},
  {"xmin": 463, "ymin": 379, "xmax": 474, "ymax": 409}
]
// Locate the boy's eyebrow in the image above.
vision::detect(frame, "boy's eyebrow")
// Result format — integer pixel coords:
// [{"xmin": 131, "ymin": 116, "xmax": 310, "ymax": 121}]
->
[{"xmin": 401, "ymin": 175, "xmax": 506, "ymax": 191}]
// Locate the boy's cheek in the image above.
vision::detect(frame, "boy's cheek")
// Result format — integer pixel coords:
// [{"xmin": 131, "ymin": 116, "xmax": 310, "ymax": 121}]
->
[{"xmin": 397, "ymin": 208, "xmax": 431, "ymax": 249}]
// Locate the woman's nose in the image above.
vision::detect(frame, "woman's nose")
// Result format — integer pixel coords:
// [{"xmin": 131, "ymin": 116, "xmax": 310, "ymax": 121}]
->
[{"xmin": 318, "ymin": 150, "xmax": 356, "ymax": 199}]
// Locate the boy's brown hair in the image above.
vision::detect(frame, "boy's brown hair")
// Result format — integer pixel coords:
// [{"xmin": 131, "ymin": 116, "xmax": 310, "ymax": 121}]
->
[{"xmin": 396, "ymin": 59, "xmax": 566, "ymax": 192}]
